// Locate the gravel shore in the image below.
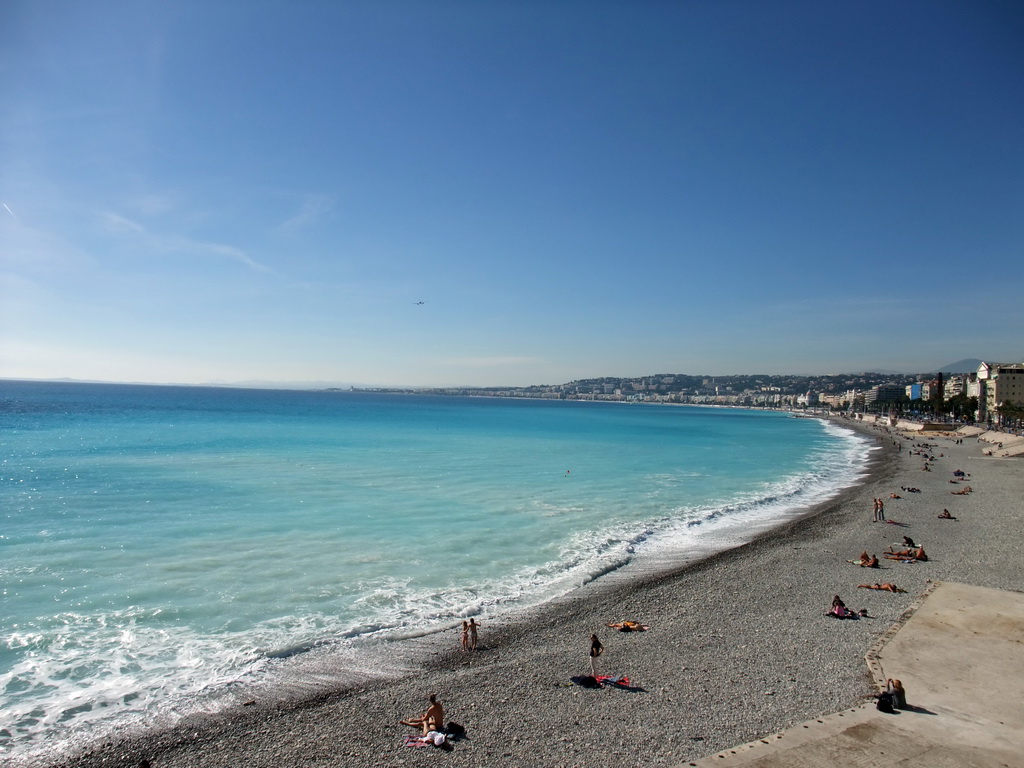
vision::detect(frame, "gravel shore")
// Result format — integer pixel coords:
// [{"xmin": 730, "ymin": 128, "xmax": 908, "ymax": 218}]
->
[{"xmin": 47, "ymin": 419, "xmax": 1023, "ymax": 768}]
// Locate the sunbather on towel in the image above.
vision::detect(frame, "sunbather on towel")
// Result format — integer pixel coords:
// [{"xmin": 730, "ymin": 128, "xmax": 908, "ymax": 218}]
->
[
  {"xmin": 859, "ymin": 583, "xmax": 906, "ymax": 593},
  {"xmin": 884, "ymin": 546, "xmax": 927, "ymax": 562},
  {"xmin": 606, "ymin": 621, "xmax": 649, "ymax": 632}
]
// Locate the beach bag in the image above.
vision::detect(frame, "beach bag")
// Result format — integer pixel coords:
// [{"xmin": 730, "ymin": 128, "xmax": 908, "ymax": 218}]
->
[{"xmin": 876, "ymin": 692, "xmax": 895, "ymax": 713}]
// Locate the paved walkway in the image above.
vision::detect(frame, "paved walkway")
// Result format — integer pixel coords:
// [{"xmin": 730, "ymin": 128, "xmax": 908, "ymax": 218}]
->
[{"xmin": 685, "ymin": 582, "xmax": 1024, "ymax": 768}]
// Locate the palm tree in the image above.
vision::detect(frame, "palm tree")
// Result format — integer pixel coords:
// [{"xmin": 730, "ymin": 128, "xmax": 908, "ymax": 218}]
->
[{"xmin": 997, "ymin": 400, "xmax": 1024, "ymax": 428}]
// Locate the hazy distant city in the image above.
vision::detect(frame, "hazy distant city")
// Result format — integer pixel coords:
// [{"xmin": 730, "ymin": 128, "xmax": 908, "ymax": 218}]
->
[{"xmin": 348, "ymin": 358, "xmax": 1024, "ymax": 427}]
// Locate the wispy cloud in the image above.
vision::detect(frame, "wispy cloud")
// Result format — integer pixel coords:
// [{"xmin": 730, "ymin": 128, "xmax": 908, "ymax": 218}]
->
[
  {"xmin": 169, "ymin": 237, "xmax": 272, "ymax": 273},
  {"xmin": 275, "ymin": 194, "xmax": 334, "ymax": 234},
  {"xmin": 129, "ymin": 193, "xmax": 177, "ymax": 217},
  {"xmin": 101, "ymin": 211, "xmax": 274, "ymax": 274},
  {"xmin": 102, "ymin": 211, "xmax": 145, "ymax": 234}
]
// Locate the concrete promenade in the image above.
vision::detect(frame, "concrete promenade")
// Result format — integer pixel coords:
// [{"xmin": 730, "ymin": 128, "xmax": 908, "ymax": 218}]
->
[{"xmin": 686, "ymin": 581, "xmax": 1024, "ymax": 768}]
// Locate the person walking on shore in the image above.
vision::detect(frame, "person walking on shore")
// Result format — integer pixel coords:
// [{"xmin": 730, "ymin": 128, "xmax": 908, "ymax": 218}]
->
[{"xmin": 589, "ymin": 634, "xmax": 603, "ymax": 677}]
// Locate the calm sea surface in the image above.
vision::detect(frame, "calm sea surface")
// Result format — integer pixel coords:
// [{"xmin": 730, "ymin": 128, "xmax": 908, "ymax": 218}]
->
[{"xmin": 0, "ymin": 381, "xmax": 870, "ymax": 763}]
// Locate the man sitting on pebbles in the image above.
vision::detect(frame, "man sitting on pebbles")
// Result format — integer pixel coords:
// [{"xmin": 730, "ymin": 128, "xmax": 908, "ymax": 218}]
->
[
  {"xmin": 400, "ymin": 693, "xmax": 444, "ymax": 736},
  {"xmin": 851, "ymin": 551, "xmax": 879, "ymax": 567}
]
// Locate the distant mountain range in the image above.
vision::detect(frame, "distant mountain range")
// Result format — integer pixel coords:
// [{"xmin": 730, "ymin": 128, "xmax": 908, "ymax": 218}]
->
[{"xmin": 931, "ymin": 358, "xmax": 984, "ymax": 374}]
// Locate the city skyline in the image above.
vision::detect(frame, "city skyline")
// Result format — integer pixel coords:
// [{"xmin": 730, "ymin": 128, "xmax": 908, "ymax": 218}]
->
[{"xmin": 2, "ymin": 2, "xmax": 1023, "ymax": 388}]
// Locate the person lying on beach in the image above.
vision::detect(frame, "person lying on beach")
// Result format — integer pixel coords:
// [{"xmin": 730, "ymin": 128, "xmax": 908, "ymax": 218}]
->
[
  {"xmin": 938, "ymin": 509, "xmax": 957, "ymax": 520},
  {"xmin": 883, "ymin": 553, "xmax": 911, "ymax": 562},
  {"xmin": 889, "ymin": 493, "xmax": 902, "ymax": 499},
  {"xmin": 859, "ymin": 583, "xmax": 906, "ymax": 593},
  {"xmin": 404, "ymin": 732, "xmax": 447, "ymax": 748},
  {"xmin": 606, "ymin": 621, "xmax": 649, "ymax": 632},
  {"xmin": 400, "ymin": 694, "xmax": 444, "ymax": 736},
  {"xmin": 883, "ymin": 547, "xmax": 927, "ymax": 562},
  {"xmin": 849, "ymin": 552, "xmax": 879, "ymax": 568},
  {"xmin": 951, "ymin": 487, "xmax": 972, "ymax": 495}
]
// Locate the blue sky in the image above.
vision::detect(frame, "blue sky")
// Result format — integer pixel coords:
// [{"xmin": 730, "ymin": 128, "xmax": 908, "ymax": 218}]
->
[{"xmin": 2, "ymin": 1, "xmax": 1022, "ymax": 387}]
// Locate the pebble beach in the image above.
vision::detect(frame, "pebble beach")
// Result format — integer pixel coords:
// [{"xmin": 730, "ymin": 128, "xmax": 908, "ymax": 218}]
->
[{"xmin": 47, "ymin": 418, "xmax": 1023, "ymax": 768}]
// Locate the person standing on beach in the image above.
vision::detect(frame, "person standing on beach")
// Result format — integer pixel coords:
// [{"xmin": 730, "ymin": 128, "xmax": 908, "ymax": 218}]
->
[
  {"xmin": 468, "ymin": 618, "xmax": 479, "ymax": 651},
  {"xmin": 589, "ymin": 634, "xmax": 603, "ymax": 677},
  {"xmin": 460, "ymin": 621, "xmax": 469, "ymax": 651},
  {"xmin": 877, "ymin": 498, "xmax": 885, "ymax": 522}
]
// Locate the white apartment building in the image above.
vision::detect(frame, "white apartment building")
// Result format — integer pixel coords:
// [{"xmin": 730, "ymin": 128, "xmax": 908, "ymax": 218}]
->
[
  {"xmin": 796, "ymin": 392, "xmax": 819, "ymax": 406},
  {"xmin": 943, "ymin": 374, "xmax": 966, "ymax": 399},
  {"xmin": 976, "ymin": 362, "xmax": 1024, "ymax": 425}
]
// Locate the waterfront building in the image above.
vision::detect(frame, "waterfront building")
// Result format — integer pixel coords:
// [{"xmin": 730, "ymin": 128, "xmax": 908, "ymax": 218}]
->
[
  {"xmin": 872, "ymin": 384, "xmax": 906, "ymax": 403},
  {"xmin": 977, "ymin": 362, "xmax": 1024, "ymax": 425}
]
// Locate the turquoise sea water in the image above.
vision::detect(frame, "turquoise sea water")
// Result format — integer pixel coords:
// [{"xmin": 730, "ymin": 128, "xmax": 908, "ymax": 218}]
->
[{"xmin": 0, "ymin": 381, "xmax": 870, "ymax": 763}]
